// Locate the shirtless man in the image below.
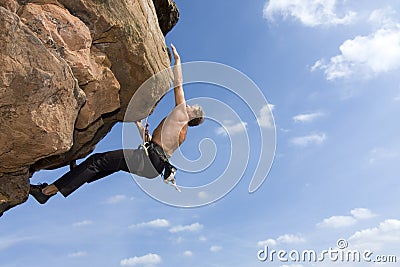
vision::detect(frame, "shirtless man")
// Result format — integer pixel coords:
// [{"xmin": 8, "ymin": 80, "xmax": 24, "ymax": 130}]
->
[{"xmin": 30, "ymin": 44, "xmax": 204, "ymax": 204}]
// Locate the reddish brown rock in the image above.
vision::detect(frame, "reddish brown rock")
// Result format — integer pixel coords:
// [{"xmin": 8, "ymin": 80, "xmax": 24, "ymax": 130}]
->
[
  {"xmin": 0, "ymin": 6, "xmax": 85, "ymax": 171},
  {"xmin": 0, "ymin": 0, "xmax": 178, "ymax": 216},
  {"xmin": 0, "ymin": 0, "xmax": 19, "ymax": 13},
  {"xmin": 18, "ymin": 3, "xmax": 121, "ymax": 130}
]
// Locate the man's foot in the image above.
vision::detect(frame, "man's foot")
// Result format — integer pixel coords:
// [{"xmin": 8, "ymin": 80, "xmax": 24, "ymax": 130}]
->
[{"xmin": 29, "ymin": 183, "xmax": 55, "ymax": 204}]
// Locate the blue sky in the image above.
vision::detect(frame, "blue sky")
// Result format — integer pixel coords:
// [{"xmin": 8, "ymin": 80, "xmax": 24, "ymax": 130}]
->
[{"xmin": 2, "ymin": 0, "xmax": 400, "ymax": 266}]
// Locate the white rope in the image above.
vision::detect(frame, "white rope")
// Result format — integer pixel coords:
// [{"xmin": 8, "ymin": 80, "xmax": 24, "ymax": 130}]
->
[{"xmin": 142, "ymin": 117, "xmax": 149, "ymax": 144}]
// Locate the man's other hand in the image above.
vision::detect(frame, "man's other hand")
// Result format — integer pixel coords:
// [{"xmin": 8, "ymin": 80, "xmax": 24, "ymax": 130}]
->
[{"xmin": 171, "ymin": 43, "xmax": 180, "ymax": 62}]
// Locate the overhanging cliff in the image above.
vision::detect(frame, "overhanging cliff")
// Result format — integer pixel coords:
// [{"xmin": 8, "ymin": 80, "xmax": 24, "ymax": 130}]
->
[{"xmin": 0, "ymin": 0, "xmax": 179, "ymax": 216}]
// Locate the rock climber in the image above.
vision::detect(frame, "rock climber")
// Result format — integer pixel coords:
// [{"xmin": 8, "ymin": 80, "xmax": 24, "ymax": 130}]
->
[{"xmin": 29, "ymin": 44, "xmax": 204, "ymax": 204}]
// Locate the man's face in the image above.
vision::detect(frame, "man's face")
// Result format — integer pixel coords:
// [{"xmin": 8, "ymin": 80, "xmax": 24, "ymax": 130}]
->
[
  {"xmin": 186, "ymin": 105, "xmax": 205, "ymax": 126},
  {"xmin": 186, "ymin": 105, "xmax": 196, "ymax": 116}
]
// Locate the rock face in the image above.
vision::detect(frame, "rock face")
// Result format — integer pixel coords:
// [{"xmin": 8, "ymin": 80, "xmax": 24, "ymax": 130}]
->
[
  {"xmin": 153, "ymin": 0, "xmax": 179, "ymax": 35},
  {"xmin": 0, "ymin": 0, "xmax": 179, "ymax": 216}
]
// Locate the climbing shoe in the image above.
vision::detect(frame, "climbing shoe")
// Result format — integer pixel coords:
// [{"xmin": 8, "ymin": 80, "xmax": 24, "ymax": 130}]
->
[{"xmin": 29, "ymin": 183, "xmax": 54, "ymax": 204}]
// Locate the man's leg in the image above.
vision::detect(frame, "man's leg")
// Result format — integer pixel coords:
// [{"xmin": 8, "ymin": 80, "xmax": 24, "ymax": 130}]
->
[
  {"xmin": 53, "ymin": 150, "xmax": 128, "ymax": 197},
  {"xmin": 30, "ymin": 148, "xmax": 162, "ymax": 204},
  {"xmin": 31, "ymin": 150, "xmax": 128, "ymax": 203}
]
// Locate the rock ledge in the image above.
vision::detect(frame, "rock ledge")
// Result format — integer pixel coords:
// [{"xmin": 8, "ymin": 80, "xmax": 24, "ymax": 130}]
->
[{"xmin": 0, "ymin": 0, "xmax": 179, "ymax": 216}]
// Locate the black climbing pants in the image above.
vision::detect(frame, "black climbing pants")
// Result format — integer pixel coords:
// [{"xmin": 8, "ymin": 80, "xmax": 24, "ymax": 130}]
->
[{"xmin": 53, "ymin": 147, "xmax": 165, "ymax": 197}]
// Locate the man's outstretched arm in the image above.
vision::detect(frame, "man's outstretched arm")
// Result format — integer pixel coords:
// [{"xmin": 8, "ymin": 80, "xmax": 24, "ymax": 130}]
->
[{"xmin": 171, "ymin": 44, "xmax": 185, "ymax": 107}]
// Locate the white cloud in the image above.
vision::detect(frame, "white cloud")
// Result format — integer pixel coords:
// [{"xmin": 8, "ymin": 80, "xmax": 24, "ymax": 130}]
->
[
  {"xmin": 73, "ymin": 220, "xmax": 93, "ymax": 227},
  {"xmin": 318, "ymin": 208, "xmax": 376, "ymax": 228},
  {"xmin": 258, "ymin": 234, "xmax": 305, "ymax": 247},
  {"xmin": 369, "ymin": 7, "xmax": 398, "ymax": 28},
  {"xmin": 312, "ymin": 25, "xmax": 400, "ymax": 80},
  {"xmin": 68, "ymin": 251, "xmax": 87, "ymax": 258},
  {"xmin": 120, "ymin": 253, "xmax": 162, "ymax": 266},
  {"xmin": 169, "ymin": 222, "xmax": 203, "ymax": 233},
  {"xmin": 263, "ymin": 0, "xmax": 356, "ymax": 27},
  {"xmin": 171, "ymin": 236, "xmax": 185, "ymax": 244},
  {"xmin": 129, "ymin": 219, "xmax": 170, "ymax": 229},
  {"xmin": 293, "ymin": 112, "xmax": 324, "ymax": 123},
  {"xmin": 368, "ymin": 147, "xmax": 399, "ymax": 163},
  {"xmin": 183, "ymin": 250, "xmax": 193, "ymax": 257},
  {"xmin": 350, "ymin": 208, "xmax": 377, "ymax": 220},
  {"xmin": 257, "ymin": 104, "xmax": 275, "ymax": 128},
  {"xmin": 349, "ymin": 219, "xmax": 400, "ymax": 251},
  {"xmin": 0, "ymin": 236, "xmax": 33, "ymax": 250},
  {"xmin": 277, "ymin": 234, "xmax": 306, "ymax": 244},
  {"xmin": 210, "ymin": 245, "xmax": 222, "ymax": 252},
  {"xmin": 318, "ymin": 215, "xmax": 357, "ymax": 228},
  {"xmin": 199, "ymin": 236, "xmax": 207, "ymax": 242},
  {"xmin": 290, "ymin": 133, "xmax": 326, "ymax": 147},
  {"xmin": 105, "ymin": 194, "xmax": 128, "ymax": 204},
  {"xmin": 215, "ymin": 120, "xmax": 247, "ymax": 136},
  {"xmin": 257, "ymin": 238, "xmax": 277, "ymax": 247}
]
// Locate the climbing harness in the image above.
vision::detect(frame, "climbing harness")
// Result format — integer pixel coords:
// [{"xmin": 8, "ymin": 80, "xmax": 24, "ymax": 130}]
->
[{"xmin": 137, "ymin": 119, "xmax": 181, "ymax": 192}]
